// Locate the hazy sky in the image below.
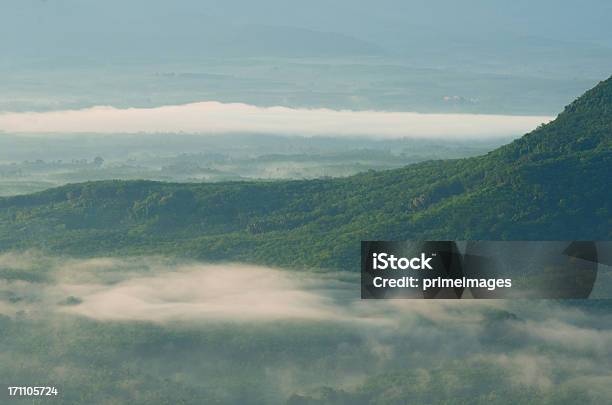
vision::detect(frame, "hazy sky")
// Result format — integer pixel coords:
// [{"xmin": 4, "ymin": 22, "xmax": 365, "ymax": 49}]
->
[
  {"xmin": 1, "ymin": 1, "xmax": 611, "ymax": 116},
  {"xmin": 1, "ymin": 1, "xmax": 609, "ymax": 123},
  {"xmin": 3, "ymin": 0, "xmax": 612, "ymax": 56}
]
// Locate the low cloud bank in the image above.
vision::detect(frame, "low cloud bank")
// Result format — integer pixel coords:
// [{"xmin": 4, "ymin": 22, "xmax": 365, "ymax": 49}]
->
[
  {"xmin": 60, "ymin": 264, "xmax": 357, "ymax": 322},
  {"xmin": 0, "ymin": 252, "xmax": 520, "ymax": 326},
  {"xmin": 1, "ymin": 252, "xmax": 612, "ymax": 402},
  {"xmin": 0, "ymin": 102, "xmax": 552, "ymax": 139}
]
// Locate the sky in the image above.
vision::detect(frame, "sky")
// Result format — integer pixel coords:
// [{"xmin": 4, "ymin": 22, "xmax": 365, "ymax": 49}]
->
[
  {"xmin": 2, "ymin": 1, "xmax": 612, "ymax": 98},
  {"xmin": 0, "ymin": 1, "xmax": 608, "ymax": 136}
]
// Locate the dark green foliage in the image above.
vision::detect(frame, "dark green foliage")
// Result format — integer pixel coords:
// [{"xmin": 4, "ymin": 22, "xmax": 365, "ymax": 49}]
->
[{"xmin": 1, "ymin": 77, "xmax": 611, "ymax": 270}]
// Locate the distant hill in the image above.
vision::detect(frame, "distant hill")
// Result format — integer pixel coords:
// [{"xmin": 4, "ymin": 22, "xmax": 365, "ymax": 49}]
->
[
  {"xmin": 1, "ymin": 1, "xmax": 383, "ymax": 60},
  {"xmin": 1, "ymin": 77, "xmax": 610, "ymax": 271}
]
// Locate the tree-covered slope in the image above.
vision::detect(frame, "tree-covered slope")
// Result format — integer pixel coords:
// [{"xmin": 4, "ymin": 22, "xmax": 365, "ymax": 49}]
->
[{"xmin": 1, "ymin": 77, "xmax": 611, "ymax": 271}]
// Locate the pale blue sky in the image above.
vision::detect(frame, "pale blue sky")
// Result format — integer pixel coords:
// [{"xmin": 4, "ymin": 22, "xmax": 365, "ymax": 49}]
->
[{"xmin": 1, "ymin": 1, "xmax": 611, "ymax": 114}]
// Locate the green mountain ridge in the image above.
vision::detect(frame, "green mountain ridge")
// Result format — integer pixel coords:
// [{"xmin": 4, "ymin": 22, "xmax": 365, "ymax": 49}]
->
[{"xmin": 1, "ymin": 77, "xmax": 611, "ymax": 271}]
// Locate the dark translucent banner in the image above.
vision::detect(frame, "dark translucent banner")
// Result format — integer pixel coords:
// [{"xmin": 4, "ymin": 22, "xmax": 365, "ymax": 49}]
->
[{"xmin": 361, "ymin": 241, "xmax": 612, "ymax": 299}]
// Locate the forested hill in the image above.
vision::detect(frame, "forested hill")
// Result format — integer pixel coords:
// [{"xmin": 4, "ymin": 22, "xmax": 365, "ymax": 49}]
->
[{"xmin": 1, "ymin": 77, "xmax": 610, "ymax": 271}]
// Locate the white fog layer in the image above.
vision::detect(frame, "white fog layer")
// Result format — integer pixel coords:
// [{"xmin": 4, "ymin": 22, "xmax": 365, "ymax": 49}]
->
[
  {"xmin": 0, "ymin": 102, "xmax": 552, "ymax": 139},
  {"xmin": 1, "ymin": 252, "xmax": 611, "ymax": 402}
]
